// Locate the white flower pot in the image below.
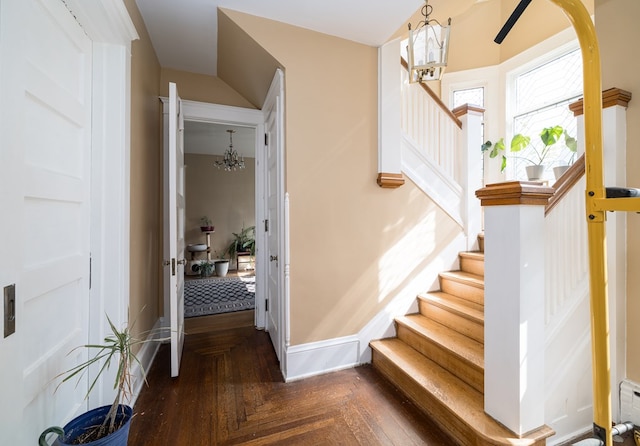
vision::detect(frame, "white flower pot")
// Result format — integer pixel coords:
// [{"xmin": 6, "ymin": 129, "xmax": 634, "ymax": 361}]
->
[
  {"xmin": 553, "ymin": 165, "xmax": 570, "ymax": 180},
  {"xmin": 525, "ymin": 165, "xmax": 545, "ymax": 181},
  {"xmin": 214, "ymin": 260, "xmax": 229, "ymax": 277}
]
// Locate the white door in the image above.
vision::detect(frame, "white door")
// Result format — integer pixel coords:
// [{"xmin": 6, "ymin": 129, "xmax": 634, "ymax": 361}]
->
[
  {"xmin": 0, "ymin": 0, "xmax": 92, "ymax": 443},
  {"xmin": 163, "ymin": 82, "xmax": 186, "ymax": 377},
  {"xmin": 263, "ymin": 70, "xmax": 284, "ymax": 362}
]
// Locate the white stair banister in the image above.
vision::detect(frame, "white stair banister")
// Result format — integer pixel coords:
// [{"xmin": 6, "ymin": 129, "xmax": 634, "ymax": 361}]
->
[{"xmin": 477, "ymin": 182, "xmax": 554, "ymax": 436}]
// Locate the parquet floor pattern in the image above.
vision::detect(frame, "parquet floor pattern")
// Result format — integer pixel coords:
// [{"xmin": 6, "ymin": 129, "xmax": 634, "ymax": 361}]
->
[{"xmin": 128, "ymin": 313, "xmax": 456, "ymax": 445}]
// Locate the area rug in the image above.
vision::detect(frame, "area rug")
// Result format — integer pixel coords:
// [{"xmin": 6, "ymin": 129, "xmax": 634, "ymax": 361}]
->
[{"xmin": 184, "ymin": 275, "xmax": 255, "ymax": 318}]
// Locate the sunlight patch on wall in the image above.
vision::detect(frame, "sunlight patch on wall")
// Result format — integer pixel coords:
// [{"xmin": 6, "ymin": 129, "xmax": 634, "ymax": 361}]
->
[{"xmin": 377, "ymin": 210, "xmax": 441, "ymax": 303}]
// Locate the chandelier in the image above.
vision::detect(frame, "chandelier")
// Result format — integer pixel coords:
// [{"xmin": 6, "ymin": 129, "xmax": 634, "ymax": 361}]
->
[
  {"xmin": 407, "ymin": 0, "xmax": 451, "ymax": 83},
  {"xmin": 214, "ymin": 129, "xmax": 245, "ymax": 171}
]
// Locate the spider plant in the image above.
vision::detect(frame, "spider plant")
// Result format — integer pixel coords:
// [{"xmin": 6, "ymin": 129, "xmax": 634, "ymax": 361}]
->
[{"xmin": 55, "ymin": 314, "xmax": 150, "ymax": 443}]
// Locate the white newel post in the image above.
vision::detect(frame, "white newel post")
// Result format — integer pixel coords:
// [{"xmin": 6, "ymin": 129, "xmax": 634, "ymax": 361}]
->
[
  {"xmin": 476, "ymin": 181, "xmax": 554, "ymax": 436},
  {"xmin": 455, "ymin": 105, "xmax": 485, "ymax": 250},
  {"xmin": 570, "ymin": 88, "xmax": 631, "ymax": 423}
]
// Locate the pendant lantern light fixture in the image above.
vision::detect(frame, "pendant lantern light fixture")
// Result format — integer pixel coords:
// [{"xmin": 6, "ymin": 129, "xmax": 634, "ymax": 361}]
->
[{"xmin": 407, "ymin": 0, "xmax": 451, "ymax": 83}]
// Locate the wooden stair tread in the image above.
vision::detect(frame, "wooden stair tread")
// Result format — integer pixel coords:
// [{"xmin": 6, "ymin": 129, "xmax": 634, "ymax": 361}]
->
[
  {"xmin": 370, "ymin": 338, "xmax": 554, "ymax": 445},
  {"xmin": 459, "ymin": 251, "xmax": 484, "ymax": 261},
  {"xmin": 397, "ymin": 314, "xmax": 483, "ymax": 369},
  {"xmin": 419, "ymin": 291, "xmax": 484, "ymax": 323},
  {"xmin": 439, "ymin": 270, "xmax": 484, "ymax": 289}
]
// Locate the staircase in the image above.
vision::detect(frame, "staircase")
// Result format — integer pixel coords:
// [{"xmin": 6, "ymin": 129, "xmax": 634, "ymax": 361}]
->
[{"xmin": 370, "ymin": 234, "xmax": 554, "ymax": 446}]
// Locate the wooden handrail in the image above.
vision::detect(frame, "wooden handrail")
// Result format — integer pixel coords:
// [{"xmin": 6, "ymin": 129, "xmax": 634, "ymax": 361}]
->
[
  {"xmin": 569, "ymin": 88, "xmax": 631, "ymax": 117},
  {"xmin": 543, "ymin": 89, "xmax": 630, "ymax": 214},
  {"xmin": 545, "ymin": 88, "xmax": 630, "ymax": 214},
  {"xmin": 401, "ymin": 58, "xmax": 462, "ymax": 129},
  {"xmin": 545, "ymin": 154, "xmax": 586, "ymax": 215}
]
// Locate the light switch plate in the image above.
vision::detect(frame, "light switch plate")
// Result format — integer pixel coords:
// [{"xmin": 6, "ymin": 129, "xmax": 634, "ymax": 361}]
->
[{"xmin": 4, "ymin": 284, "xmax": 15, "ymax": 338}]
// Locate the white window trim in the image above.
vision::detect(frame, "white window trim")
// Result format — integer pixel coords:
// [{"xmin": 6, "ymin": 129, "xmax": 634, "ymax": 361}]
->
[
  {"xmin": 441, "ymin": 26, "xmax": 580, "ymax": 183},
  {"xmin": 443, "ymin": 26, "xmax": 579, "ymax": 145}
]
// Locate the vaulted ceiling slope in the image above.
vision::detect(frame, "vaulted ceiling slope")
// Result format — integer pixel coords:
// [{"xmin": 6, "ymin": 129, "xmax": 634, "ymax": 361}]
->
[{"xmin": 135, "ymin": 0, "xmax": 423, "ymax": 76}]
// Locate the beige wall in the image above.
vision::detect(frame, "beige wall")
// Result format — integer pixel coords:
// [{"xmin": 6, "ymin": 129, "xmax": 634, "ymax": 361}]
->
[
  {"xmin": 125, "ymin": 0, "xmax": 162, "ymax": 339},
  {"xmin": 184, "ymin": 154, "xmax": 256, "ymax": 265},
  {"xmin": 596, "ymin": 0, "xmax": 640, "ymax": 383},
  {"xmin": 221, "ymin": 10, "xmax": 463, "ymax": 345},
  {"xmin": 218, "ymin": 10, "xmax": 282, "ymax": 109},
  {"xmin": 159, "ymin": 68, "xmax": 256, "ymax": 108}
]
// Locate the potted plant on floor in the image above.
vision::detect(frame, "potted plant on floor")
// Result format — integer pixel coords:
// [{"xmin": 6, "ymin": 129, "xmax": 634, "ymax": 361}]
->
[
  {"xmin": 198, "ymin": 260, "xmax": 214, "ymax": 278},
  {"xmin": 213, "ymin": 251, "xmax": 230, "ymax": 277},
  {"xmin": 39, "ymin": 315, "xmax": 150, "ymax": 446},
  {"xmin": 227, "ymin": 225, "xmax": 256, "ymax": 259}
]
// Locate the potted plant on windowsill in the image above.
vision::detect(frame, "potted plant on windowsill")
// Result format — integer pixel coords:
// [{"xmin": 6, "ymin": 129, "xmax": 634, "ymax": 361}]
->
[
  {"xmin": 482, "ymin": 133, "xmax": 530, "ymax": 175},
  {"xmin": 552, "ymin": 130, "xmax": 578, "ymax": 180},
  {"xmin": 482, "ymin": 125, "xmax": 576, "ymax": 181},
  {"xmin": 39, "ymin": 315, "xmax": 153, "ymax": 446}
]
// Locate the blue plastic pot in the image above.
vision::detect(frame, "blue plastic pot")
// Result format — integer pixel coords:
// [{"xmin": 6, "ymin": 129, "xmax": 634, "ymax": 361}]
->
[{"xmin": 39, "ymin": 405, "xmax": 132, "ymax": 446}]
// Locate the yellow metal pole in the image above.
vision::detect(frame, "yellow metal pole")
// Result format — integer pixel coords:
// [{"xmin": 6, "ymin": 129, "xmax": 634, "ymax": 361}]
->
[{"xmin": 547, "ymin": 0, "xmax": 611, "ymax": 443}]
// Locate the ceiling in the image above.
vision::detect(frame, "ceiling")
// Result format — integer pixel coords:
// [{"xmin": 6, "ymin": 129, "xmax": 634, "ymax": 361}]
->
[
  {"xmin": 135, "ymin": 0, "xmax": 424, "ymax": 76},
  {"xmin": 137, "ymin": 0, "xmax": 427, "ymax": 155},
  {"xmin": 184, "ymin": 122, "xmax": 256, "ymax": 157}
]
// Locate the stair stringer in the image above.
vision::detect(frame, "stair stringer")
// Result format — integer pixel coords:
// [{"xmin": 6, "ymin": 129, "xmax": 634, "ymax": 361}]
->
[
  {"xmin": 401, "ymin": 131, "xmax": 464, "ymax": 228},
  {"xmin": 543, "ymin": 280, "xmax": 593, "ymax": 445}
]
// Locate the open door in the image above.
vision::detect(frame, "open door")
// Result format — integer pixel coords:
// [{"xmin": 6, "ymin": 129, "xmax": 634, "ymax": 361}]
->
[
  {"xmin": 263, "ymin": 70, "xmax": 285, "ymax": 363},
  {"xmin": 163, "ymin": 82, "xmax": 186, "ymax": 377}
]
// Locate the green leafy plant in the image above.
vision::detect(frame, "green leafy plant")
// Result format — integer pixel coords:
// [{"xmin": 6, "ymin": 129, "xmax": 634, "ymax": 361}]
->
[
  {"xmin": 200, "ymin": 216, "xmax": 213, "ymax": 227},
  {"xmin": 482, "ymin": 125, "xmax": 577, "ymax": 171},
  {"xmin": 482, "ymin": 134, "xmax": 530, "ymax": 172},
  {"xmin": 198, "ymin": 260, "xmax": 214, "ymax": 277},
  {"xmin": 55, "ymin": 314, "xmax": 154, "ymax": 443},
  {"xmin": 227, "ymin": 224, "xmax": 256, "ymax": 258}
]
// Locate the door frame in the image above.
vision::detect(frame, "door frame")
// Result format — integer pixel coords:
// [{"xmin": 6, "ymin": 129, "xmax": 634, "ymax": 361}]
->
[
  {"xmin": 63, "ymin": 0, "xmax": 138, "ymax": 409},
  {"xmin": 170, "ymin": 99, "xmax": 273, "ymax": 330}
]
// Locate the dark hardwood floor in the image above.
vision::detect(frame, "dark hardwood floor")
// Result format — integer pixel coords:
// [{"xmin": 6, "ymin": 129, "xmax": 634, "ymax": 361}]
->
[{"xmin": 128, "ymin": 311, "xmax": 457, "ymax": 445}]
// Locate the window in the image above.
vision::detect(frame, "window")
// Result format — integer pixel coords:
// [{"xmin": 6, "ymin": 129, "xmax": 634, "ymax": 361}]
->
[
  {"xmin": 510, "ymin": 49, "xmax": 582, "ymax": 181},
  {"xmin": 453, "ymin": 87, "xmax": 484, "ymax": 109}
]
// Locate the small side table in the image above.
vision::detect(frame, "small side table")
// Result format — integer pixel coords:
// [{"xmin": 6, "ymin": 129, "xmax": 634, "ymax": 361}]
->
[
  {"xmin": 203, "ymin": 231, "xmax": 213, "ymax": 260},
  {"xmin": 236, "ymin": 251, "xmax": 253, "ymax": 271}
]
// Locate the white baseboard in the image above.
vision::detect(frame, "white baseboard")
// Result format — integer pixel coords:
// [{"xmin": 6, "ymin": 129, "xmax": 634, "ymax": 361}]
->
[
  {"xmin": 284, "ymin": 336, "xmax": 361, "ymax": 382},
  {"xmin": 283, "ymin": 232, "xmax": 466, "ymax": 382},
  {"xmin": 620, "ymin": 379, "xmax": 640, "ymax": 426},
  {"xmin": 129, "ymin": 318, "xmax": 163, "ymax": 407}
]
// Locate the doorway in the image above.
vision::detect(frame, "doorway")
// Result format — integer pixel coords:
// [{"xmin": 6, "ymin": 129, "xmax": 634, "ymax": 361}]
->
[
  {"xmin": 168, "ymin": 101, "xmax": 269, "ymax": 331},
  {"xmin": 183, "ymin": 122, "xmax": 257, "ymax": 316},
  {"xmin": 163, "ymin": 70, "xmax": 287, "ymax": 378}
]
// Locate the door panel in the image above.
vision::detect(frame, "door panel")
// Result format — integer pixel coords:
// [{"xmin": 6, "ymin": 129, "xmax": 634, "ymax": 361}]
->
[
  {"xmin": 0, "ymin": 0, "xmax": 92, "ymax": 442},
  {"xmin": 263, "ymin": 69, "xmax": 284, "ymax": 364},
  {"xmin": 266, "ymin": 108, "xmax": 281, "ymax": 359},
  {"xmin": 164, "ymin": 82, "xmax": 185, "ymax": 377}
]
